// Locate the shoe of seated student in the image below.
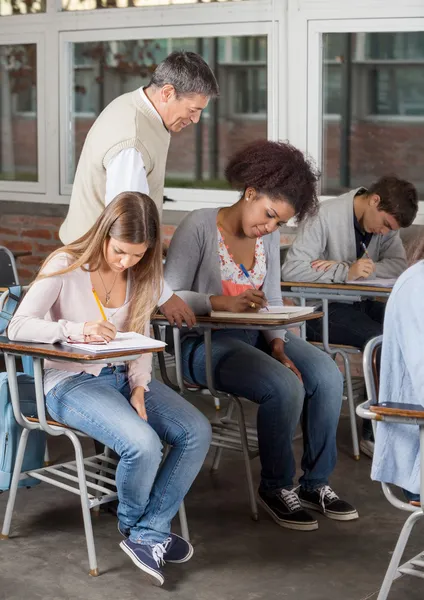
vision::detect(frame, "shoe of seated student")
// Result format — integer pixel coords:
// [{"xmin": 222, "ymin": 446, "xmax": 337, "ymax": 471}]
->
[
  {"xmin": 298, "ymin": 485, "xmax": 359, "ymax": 521},
  {"xmin": 118, "ymin": 525, "xmax": 193, "ymax": 563},
  {"xmin": 120, "ymin": 538, "xmax": 168, "ymax": 586},
  {"xmin": 403, "ymin": 488, "xmax": 421, "ymax": 506},
  {"xmin": 162, "ymin": 533, "xmax": 194, "ymax": 563},
  {"xmin": 258, "ymin": 487, "xmax": 318, "ymax": 531},
  {"xmin": 360, "ymin": 438, "xmax": 374, "ymax": 458}
]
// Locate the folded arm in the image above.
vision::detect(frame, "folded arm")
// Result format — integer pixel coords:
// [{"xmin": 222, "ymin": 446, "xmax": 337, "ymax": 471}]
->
[{"xmin": 282, "ymin": 216, "xmax": 349, "ymax": 283}]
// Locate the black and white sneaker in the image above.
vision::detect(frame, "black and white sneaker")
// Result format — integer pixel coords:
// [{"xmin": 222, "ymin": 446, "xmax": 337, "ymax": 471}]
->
[
  {"xmin": 258, "ymin": 488, "xmax": 318, "ymax": 531},
  {"xmin": 298, "ymin": 485, "xmax": 359, "ymax": 521}
]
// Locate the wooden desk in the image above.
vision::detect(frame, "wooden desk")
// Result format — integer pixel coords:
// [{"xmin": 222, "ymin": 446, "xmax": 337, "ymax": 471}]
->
[{"xmin": 0, "ymin": 336, "xmax": 164, "ymax": 364}]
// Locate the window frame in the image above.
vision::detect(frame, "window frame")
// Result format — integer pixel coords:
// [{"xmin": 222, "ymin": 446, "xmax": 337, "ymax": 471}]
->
[
  {"xmin": 59, "ymin": 21, "xmax": 276, "ymax": 205},
  {"xmin": 0, "ymin": 32, "xmax": 45, "ymax": 194}
]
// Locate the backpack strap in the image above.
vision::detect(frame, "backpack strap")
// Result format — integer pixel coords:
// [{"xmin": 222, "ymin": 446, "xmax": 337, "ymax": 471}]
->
[{"xmin": 0, "ymin": 286, "xmax": 23, "ymax": 335}]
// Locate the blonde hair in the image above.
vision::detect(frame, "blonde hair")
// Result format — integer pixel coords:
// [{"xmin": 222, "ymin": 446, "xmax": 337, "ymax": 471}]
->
[{"xmin": 37, "ymin": 192, "xmax": 162, "ymax": 333}]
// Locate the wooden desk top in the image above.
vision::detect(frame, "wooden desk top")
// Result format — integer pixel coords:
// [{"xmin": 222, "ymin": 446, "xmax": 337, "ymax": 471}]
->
[
  {"xmin": 0, "ymin": 336, "xmax": 164, "ymax": 362},
  {"xmin": 281, "ymin": 281, "xmax": 392, "ymax": 294},
  {"xmin": 152, "ymin": 312, "xmax": 323, "ymax": 328}
]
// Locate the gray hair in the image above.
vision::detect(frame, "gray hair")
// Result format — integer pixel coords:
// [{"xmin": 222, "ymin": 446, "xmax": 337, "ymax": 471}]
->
[{"xmin": 148, "ymin": 51, "xmax": 219, "ymax": 99}]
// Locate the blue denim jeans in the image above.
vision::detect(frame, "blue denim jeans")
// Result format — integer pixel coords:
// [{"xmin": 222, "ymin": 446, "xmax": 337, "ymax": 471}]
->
[
  {"xmin": 46, "ymin": 366, "xmax": 211, "ymax": 545},
  {"xmin": 182, "ymin": 330, "xmax": 343, "ymax": 493}
]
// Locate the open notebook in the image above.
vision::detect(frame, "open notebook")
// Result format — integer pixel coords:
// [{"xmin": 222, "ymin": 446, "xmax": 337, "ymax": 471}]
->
[
  {"xmin": 210, "ymin": 305, "xmax": 315, "ymax": 320},
  {"xmin": 346, "ymin": 277, "xmax": 396, "ymax": 288},
  {"xmin": 63, "ymin": 331, "xmax": 166, "ymax": 354}
]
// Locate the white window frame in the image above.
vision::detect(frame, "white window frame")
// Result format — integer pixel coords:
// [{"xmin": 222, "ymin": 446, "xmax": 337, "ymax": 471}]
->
[
  {"xmin": 285, "ymin": 1, "xmax": 424, "ymax": 223},
  {"xmin": 59, "ymin": 20, "xmax": 278, "ymax": 207},
  {"xmin": 0, "ymin": 32, "xmax": 45, "ymax": 194},
  {"xmin": 0, "ymin": 0, "xmax": 287, "ymax": 209}
]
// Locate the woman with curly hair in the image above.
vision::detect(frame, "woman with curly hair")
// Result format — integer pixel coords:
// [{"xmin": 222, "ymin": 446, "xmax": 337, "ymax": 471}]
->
[{"xmin": 165, "ymin": 140, "xmax": 358, "ymax": 532}]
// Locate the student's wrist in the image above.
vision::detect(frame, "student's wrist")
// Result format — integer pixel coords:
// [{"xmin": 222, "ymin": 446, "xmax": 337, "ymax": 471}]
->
[{"xmin": 210, "ymin": 295, "xmax": 231, "ymax": 311}]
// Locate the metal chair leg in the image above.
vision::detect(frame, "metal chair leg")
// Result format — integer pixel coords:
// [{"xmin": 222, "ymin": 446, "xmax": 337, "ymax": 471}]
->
[
  {"xmin": 43, "ymin": 442, "xmax": 51, "ymax": 467},
  {"xmin": 232, "ymin": 396, "xmax": 258, "ymax": 521},
  {"xmin": 68, "ymin": 431, "xmax": 99, "ymax": 577},
  {"xmin": 211, "ymin": 400, "xmax": 234, "ymax": 472},
  {"xmin": 0, "ymin": 428, "xmax": 30, "ymax": 539},
  {"xmin": 377, "ymin": 509, "xmax": 424, "ymax": 600},
  {"xmin": 339, "ymin": 350, "xmax": 360, "ymax": 460},
  {"xmin": 178, "ymin": 501, "xmax": 190, "ymax": 542}
]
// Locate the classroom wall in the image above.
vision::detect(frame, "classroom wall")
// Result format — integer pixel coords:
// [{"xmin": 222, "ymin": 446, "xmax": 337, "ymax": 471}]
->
[{"xmin": 0, "ymin": 203, "xmax": 180, "ymax": 283}]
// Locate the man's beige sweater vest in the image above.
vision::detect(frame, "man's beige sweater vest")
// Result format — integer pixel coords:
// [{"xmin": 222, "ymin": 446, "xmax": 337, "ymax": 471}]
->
[{"xmin": 60, "ymin": 90, "xmax": 171, "ymax": 244}]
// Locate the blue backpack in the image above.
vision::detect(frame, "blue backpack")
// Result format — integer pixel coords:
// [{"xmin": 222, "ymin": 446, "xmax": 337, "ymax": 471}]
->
[
  {"xmin": 0, "ymin": 373, "xmax": 46, "ymax": 490},
  {"xmin": 0, "ymin": 286, "xmax": 45, "ymax": 490}
]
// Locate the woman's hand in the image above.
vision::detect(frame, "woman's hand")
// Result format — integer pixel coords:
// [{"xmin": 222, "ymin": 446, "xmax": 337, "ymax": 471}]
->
[
  {"xmin": 211, "ymin": 290, "xmax": 268, "ymax": 313},
  {"xmin": 269, "ymin": 339, "xmax": 303, "ymax": 383},
  {"xmin": 130, "ymin": 387, "xmax": 147, "ymax": 421},
  {"xmin": 83, "ymin": 320, "xmax": 117, "ymax": 343}
]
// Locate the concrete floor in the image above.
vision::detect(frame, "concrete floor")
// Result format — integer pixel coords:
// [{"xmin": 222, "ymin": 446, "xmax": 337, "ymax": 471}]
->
[{"xmin": 0, "ymin": 394, "xmax": 423, "ymax": 600}]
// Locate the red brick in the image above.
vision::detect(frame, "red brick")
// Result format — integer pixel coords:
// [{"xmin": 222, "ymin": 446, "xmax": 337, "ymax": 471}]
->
[
  {"xmin": 35, "ymin": 216, "xmax": 63, "ymax": 227},
  {"xmin": 17, "ymin": 268, "xmax": 36, "ymax": 283},
  {"xmin": 34, "ymin": 242, "xmax": 61, "ymax": 254},
  {"xmin": 5, "ymin": 241, "xmax": 33, "ymax": 253},
  {"xmin": 22, "ymin": 228, "xmax": 52, "ymax": 240},
  {"xmin": 0, "ymin": 227, "xmax": 17, "ymax": 236}
]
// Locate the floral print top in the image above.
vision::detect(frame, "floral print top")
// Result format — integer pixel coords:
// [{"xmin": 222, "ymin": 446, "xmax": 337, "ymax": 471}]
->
[{"xmin": 217, "ymin": 227, "xmax": 266, "ymax": 296}]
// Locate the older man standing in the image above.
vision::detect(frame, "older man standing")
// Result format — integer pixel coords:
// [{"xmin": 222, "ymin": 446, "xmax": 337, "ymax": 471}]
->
[{"xmin": 60, "ymin": 50, "xmax": 219, "ymax": 327}]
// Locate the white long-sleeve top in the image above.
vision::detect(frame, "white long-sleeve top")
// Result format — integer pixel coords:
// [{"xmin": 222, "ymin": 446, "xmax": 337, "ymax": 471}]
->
[
  {"xmin": 8, "ymin": 253, "xmax": 153, "ymax": 395},
  {"xmin": 105, "ymin": 88, "xmax": 173, "ymax": 305}
]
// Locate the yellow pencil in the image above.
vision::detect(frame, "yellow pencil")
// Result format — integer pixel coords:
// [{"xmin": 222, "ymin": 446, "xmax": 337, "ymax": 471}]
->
[{"xmin": 92, "ymin": 287, "xmax": 107, "ymax": 321}]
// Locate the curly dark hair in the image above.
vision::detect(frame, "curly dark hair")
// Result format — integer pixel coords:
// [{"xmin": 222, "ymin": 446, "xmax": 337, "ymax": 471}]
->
[
  {"xmin": 224, "ymin": 140, "xmax": 320, "ymax": 222},
  {"xmin": 367, "ymin": 175, "xmax": 418, "ymax": 228}
]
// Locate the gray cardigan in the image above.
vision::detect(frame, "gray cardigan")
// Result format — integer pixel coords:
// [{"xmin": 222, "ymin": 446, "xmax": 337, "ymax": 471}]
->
[
  {"xmin": 164, "ymin": 207, "xmax": 286, "ymax": 344},
  {"xmin": 281, "ymin": 188, "xmax": 407, "ymax": 284}
]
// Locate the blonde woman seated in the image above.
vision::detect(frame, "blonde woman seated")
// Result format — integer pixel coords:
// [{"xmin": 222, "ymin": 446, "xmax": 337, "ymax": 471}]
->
[
  {"xmin": 165, "ymin": 140, "xmax": 358, "ymax": 532},
  {"xmin": 8, "ymin": 192, "xmax": 211, "ymax": 586}
]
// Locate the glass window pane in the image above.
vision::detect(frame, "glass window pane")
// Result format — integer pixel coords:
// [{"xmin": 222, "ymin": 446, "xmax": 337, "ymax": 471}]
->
[
  {"xmin": 62, "ymin": 0, "xmax": 252, "ymax": 11},
  {"xmin": 0, "ymin": 0, "xmax": 45, "ymax": 15},
  {"xmin": 68, "ymin": 36, "xmax": 267, "ymax": 190},
  {"xmin": 0, "ymin": 44, "xmax": 37, "ymax": 182},
  {"xmin": 322, "ymin": 32, "xmax": 424, "ymax": 199}
]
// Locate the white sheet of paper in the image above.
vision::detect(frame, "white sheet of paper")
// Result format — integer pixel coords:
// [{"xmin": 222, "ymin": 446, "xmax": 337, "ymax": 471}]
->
[{"xmin": 63, "ymin": 331, "xmax": 166, "ymax": 354}]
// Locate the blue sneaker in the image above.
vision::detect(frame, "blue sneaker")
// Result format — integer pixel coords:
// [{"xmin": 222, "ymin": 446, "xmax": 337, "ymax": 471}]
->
[
  {"xmin": 163, "ymin": 533, "xmax": 194, "ymax": 563},
  {"xmin": 120, "ymin": 539, "xmax": 166, "ymax": 586}
]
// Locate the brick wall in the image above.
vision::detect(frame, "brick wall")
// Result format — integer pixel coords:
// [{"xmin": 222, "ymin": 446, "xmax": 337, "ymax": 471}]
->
[
  {"xmin": 0, "ymin": 214, "xmax": 63, "ymax": 283},
  {"xmin": 0, "ymin": 204, "xmax": 180, "ymax": 285}
]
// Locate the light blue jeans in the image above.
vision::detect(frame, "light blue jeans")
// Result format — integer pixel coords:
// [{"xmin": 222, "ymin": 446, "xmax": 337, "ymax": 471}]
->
[
  {"xmin": 46, "ymin": 366, "xmax": 211, "ymax": 545},
  {"xmin": 182, "ymin": 330, "xmax": 343, "ymax": 493}
]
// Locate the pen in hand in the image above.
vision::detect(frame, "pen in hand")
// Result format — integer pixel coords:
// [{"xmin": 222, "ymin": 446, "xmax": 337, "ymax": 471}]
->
[
  {"xmin": 360, "ymin": 242, "xmax": 371, "ymax": 260},
  {"xmin": 92, "ymin": 287, "xmax": 108, "ymax": 321},
  {"xmin": 240, "ymin": 264, "xmax": 269, "ymax": 311}
]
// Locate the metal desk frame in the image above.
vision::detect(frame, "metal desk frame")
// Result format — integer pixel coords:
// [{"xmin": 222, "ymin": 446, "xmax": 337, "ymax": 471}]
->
[
  {"xmin": 153, "ymin": 312, "xmax": 324, "ymax": 521},
  {"xmin": 281, "ymin": 282, "xmax": 392, "ymax": 459}
]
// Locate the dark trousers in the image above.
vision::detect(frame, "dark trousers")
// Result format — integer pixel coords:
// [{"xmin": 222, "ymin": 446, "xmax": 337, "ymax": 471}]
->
[
  {"xmin": 306, "ymin": 299, "xmax": 385, "ymax": 350},
  {"xmin": 306, "ymin": 299, "xmax": 385, "ymax": 441}
]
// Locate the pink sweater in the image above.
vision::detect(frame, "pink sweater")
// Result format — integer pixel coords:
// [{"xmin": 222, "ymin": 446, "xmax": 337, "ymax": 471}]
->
[{"xmin": 8, "ymin": 253, "xmax": 152, "ymax": 391}]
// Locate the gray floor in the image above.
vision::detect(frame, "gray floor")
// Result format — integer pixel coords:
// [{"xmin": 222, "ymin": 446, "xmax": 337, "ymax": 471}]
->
[{"xmin": 1, "ymin": 394, "xmax": 423, "ymax": 600}]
